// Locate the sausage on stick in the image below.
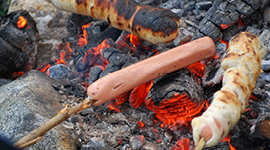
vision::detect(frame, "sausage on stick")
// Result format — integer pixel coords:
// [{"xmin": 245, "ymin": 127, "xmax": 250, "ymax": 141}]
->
[
  {"xmin": 87, "ymin": 36, "xmax": 216, "ymax": 106},
  {"xmin": 13, "ymin": 37, "xmax": 215, "ymax": 148},
  {"xmin": 46, "ymin": 0, "xmax": 180, "ymax": 44},
  {"xmin": 192, "ymin": 32, "xmax": 267, "ymax": 148}
]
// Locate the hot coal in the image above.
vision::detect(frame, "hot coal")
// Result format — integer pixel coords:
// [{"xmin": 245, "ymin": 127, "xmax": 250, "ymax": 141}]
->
[
  {"xmin": 84, "ymin": 26, "xmax": 122, "ymax": 48},
  {"xmin": 192, "ymin": 0, "xmax": 270, "ymax": 42},
  {"xmin": 147, "ymin": 69, "xmax": 203, "ymax": 106},
  {"xmin": 230, "ymin": 131, "xmax": 269, "ymax": 150},
  {"xmin": 0, "ymin": 10, "xmax": 38, "ymax": 78},
  {"xmin": 88, "ymin": 47, "xmax": 138, "ymax": 84}
]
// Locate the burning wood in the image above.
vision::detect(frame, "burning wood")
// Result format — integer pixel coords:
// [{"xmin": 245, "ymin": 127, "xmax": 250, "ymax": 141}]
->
[
  {"xmin": 46, "ymin": 0, "xmax": 180, "ymax": 44},
  {"xmin": 0, "ymin": 10, "xmax": 38, "ymax": 78},
  {"xmin": 146, "ymin": 68, "xmax": 205, "ymax": 128},
  {"xmin": 192, "ymin": 32, "xmax": 267, "ymax": 148}
]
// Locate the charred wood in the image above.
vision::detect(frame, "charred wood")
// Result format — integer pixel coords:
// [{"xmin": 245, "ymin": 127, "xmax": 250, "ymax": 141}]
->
[
  {"xmin": 192, "ymin": 0, "xmax": 270, "ymax": 42},
  {"xmin": 0, "ymin": 10, "xmax": 38, "ymax": 78},
  {"xmin": 146, "ymin": 69, "xmax": 203, "ymax": 106}
]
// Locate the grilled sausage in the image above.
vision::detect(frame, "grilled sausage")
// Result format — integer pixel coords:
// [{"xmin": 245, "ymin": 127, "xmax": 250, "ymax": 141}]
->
[
  {"xmin": 46, "ymin": 0, "xmax": 180, "ymax": 44},
  {"xmin": 87, "ymin": 36, "xmax": 215, "ymax": 106},
  {"xmin": 192, "ymin": 32, "xmax": 267, "ymax": 147}
]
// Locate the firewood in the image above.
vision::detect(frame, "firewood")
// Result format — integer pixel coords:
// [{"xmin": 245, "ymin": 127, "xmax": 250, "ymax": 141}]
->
[{"xmin": 0, "ymin": 10, "xmax": 38, "ymax": 78}]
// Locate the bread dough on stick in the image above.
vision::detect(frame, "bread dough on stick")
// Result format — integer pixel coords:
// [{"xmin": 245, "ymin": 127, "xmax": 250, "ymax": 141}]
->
[
  {"xmin": 46, "ymin": 0, "xmax": 180, "ymax": 44},
  {"xmin": 87, "ymin": 36, "xmax": 215, "ymax": 106},
  {"xmin": 192, "ymin": 32, "xmax": 267, "ymax": 147}
]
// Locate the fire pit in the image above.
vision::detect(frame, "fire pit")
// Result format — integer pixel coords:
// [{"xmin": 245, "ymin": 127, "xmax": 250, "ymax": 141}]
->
[{"xmin": 1, "ymin": 0, "xmax": 270, "ymax": 149}]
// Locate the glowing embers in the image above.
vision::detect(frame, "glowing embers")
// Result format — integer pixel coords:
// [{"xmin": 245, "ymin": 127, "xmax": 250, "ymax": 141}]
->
[
  {"xmin": 171, "ymin": 138, "xmax": 190, "ymax": 150},
  {"xmin": 130, "ymin": 34, "xmax": 143, "ymax": 47},
  {"xmin": 146, "ymin": 93, "xmax": 205, "ymax": 128},
  {"xmin": 108, "ymin": 81, "xmax": 153, "ymax": 111},
  {"xmin": 77, "ymin": 23, "xmax": 90, "ymax": 47},
  {"xmin": 187, "ymin": 62, "xmax": 205, "ymax": 78},
  {"xmin": 129, "ymin": 81, "xmax": 153, "ymax": 109},
  {"xmin": 17, "ymin": 16, "xmax": 29, "ymax": 29},
  {"xmin": 82, "ymin": 39, "xmax": 111, "ymax": 69}
]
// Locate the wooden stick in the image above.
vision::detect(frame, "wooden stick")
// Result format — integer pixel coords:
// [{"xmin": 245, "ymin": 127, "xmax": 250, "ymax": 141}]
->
[
  {"xmin": 13, "ymin": 97, "xmax": 96, "ymax": 149},
  {"xmin": 194, "ymin": 138, "xmax": 206, "ymax": 150}
]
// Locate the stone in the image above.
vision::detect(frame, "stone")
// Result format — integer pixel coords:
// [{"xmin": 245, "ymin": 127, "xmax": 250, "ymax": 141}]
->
[
  {"xmin": 130, "ymin": 135, "xmax": 145, "ymax": 150},
  {"xmin": 0, "ymin": 70, "xmax": 77, "ymax": 149}
]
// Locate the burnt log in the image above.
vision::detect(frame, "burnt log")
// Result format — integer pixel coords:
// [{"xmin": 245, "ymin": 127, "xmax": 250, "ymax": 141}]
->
[
  {"xmin": 145, "ymin": 68, "xmax": 204, "ymax": 127},
  {"xmin": 0, "ymin": 10, "xmax": 38, "ymax": 78},
  {"xmin": 192, "ymin": 0, "xmax": 270, "ymax": 42}
]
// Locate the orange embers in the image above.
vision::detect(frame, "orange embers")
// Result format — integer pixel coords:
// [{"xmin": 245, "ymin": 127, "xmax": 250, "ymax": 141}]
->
[
  {"xmin": 82, "ymin": 39, "xmax": 110, "ymax": 68},
  {"xmin": 222, "ymin": 135, "xmax": 236, "ymax": 150},
  {"xmin": 59, "ymin": 43, "xmax": 73, "ymax": 60},
  {"xmin": 187, "ymin": 62, "xmax": 205, "ymax": 78},
  {"xmin": 220, "ymin": 18, "xmax": 240, "ymax": 30},
  {"xmin": 136, "ymin": 121, "xmax": 145, "ymax": 129},
  {"xmin": 171, "ymin": 138, "xmax": 190, "ymax": 150},
  {"xmin": 77, "ymin": 23, "xmax": 90, "ymax": 47},
  {"xmin": 55, "ymin": 50, "xmax": 66, "ymax": 65},
  {"xmin": 17, "ymin": 16, "xmax": 29, "ymax": 29},
  {"xmin": 129, "ymin": 81, "xmax": 153, "ymax": 109},
  {"xmin": 108, "ymin": 81, "xmax": 153, "ymax": 111},
  {"xmin": 130, "ymin": 34, "xmax": 143, "ymax": 46},
  {"xmin": 36, "ymin": 64, "xmax": 51, "ymax": 72},
  {"xmin": 146, "ymin": 93, "xmax": 205, "ymax": 129},
  {"xmin": 221, "ymin": 39, "xmax": 229, "ymax": 49}
]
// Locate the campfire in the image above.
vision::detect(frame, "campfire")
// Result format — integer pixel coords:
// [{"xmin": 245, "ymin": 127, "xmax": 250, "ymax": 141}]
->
[{"xmin": 1, "ymin": 0, "xmax": 270, "ymax": 149}]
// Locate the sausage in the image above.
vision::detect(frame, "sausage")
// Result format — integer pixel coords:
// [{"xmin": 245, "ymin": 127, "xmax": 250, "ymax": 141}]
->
[
  {"xmin": 46, "ymin": 0, "xmax": 180, "ymax": 44},
  {"xmin": 87, "ymin": 36, "xmax": 215, "ymax": 106},
  {"xmin": 191, "ymin": 32, "xmax": 267, "ymax": 147}
]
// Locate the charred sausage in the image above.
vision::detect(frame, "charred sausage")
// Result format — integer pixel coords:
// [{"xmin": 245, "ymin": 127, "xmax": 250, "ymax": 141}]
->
[{"xmin": 46, "ymin": 0, "xmax": 180, "ymax": 44}]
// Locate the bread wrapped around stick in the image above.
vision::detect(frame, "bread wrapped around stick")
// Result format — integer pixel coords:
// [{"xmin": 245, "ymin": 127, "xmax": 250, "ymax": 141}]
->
[
  {"xmin": 192, "ymin": 32, "xmax": 267, "ymax": 147},
  {"xmin": 46, "ymin": 0, "xmax": 180, "ymax": 44}
]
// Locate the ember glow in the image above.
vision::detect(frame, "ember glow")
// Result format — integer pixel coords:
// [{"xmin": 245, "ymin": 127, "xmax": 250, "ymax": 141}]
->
[
  {"xmin": 220, "ymin": 18, "xmax": 239, "ymax": 30},
  {"xmin": 77, "ymin": 23, "xmax": 90, "ymax": 47},
  {"xmin": 129, "ymin": 81, "xmax": 153, "ymax": 109},
  {"xmin": 82, "ymin": 39, "xmax": 110, "ymax": 69},
  {"xmin": 36, "ymin": 64, "xmax": 51, "ymax": 72},
  {"xmin": 17, "ymin": 16, "xmax": 28, "ymax": 29},
  {"xmin": 59, "ymin": 43, "xmax": 73, "ymax": 60},
  {"xmin": 171, "ymin": 138, "xmax": 190, "ymax": 150},
  {"xmin": 130, "ymin": 34, "xmax": 143, "ymax": 46},
  {"xmin": 221, "ymin": 39, "xmax": 229, "ymax": 49},
  {"xmin": 146, "ymin": 93, "xmax": 205, "ymax": 128},
  {"xmin": 55, "ymin": 50, "xmax": 66, "ymax": 65},
  {"xmin": 187, "ymin": 61, "xmax": 205, "ymax": 78}
]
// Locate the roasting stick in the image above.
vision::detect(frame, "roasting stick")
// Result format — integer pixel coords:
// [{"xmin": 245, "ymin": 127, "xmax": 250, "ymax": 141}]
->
[
  {"xmin": 194, "ymin": 138, "xmax": 206, "ymax": 150},
  {"xmin": 14, "ymin": 37, "xmax": 216, "ymax": 148},
  {"xmin": 13, "ymin": 97, "xmax": 97, "ymax": 149}
]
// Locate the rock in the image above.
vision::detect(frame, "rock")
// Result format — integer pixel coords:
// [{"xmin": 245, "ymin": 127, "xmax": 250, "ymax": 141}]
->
[
  {"xmin": 47, "ymin": 64, "xmax": 69, "ymax": 81},
  {"xmin": 130, "ymin": 135, "xmax": 145, "ymax": 150},
  {"xmin": 81, "ymin": 137, "xmax": 106, "ymax": 150},
  {"xmin": 0, "ymin": 70, "xmax": 77, "ymax": 149},
  {"xmin": 141, "ymin": 141, "xmax": 157, "ymax": 150}
]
